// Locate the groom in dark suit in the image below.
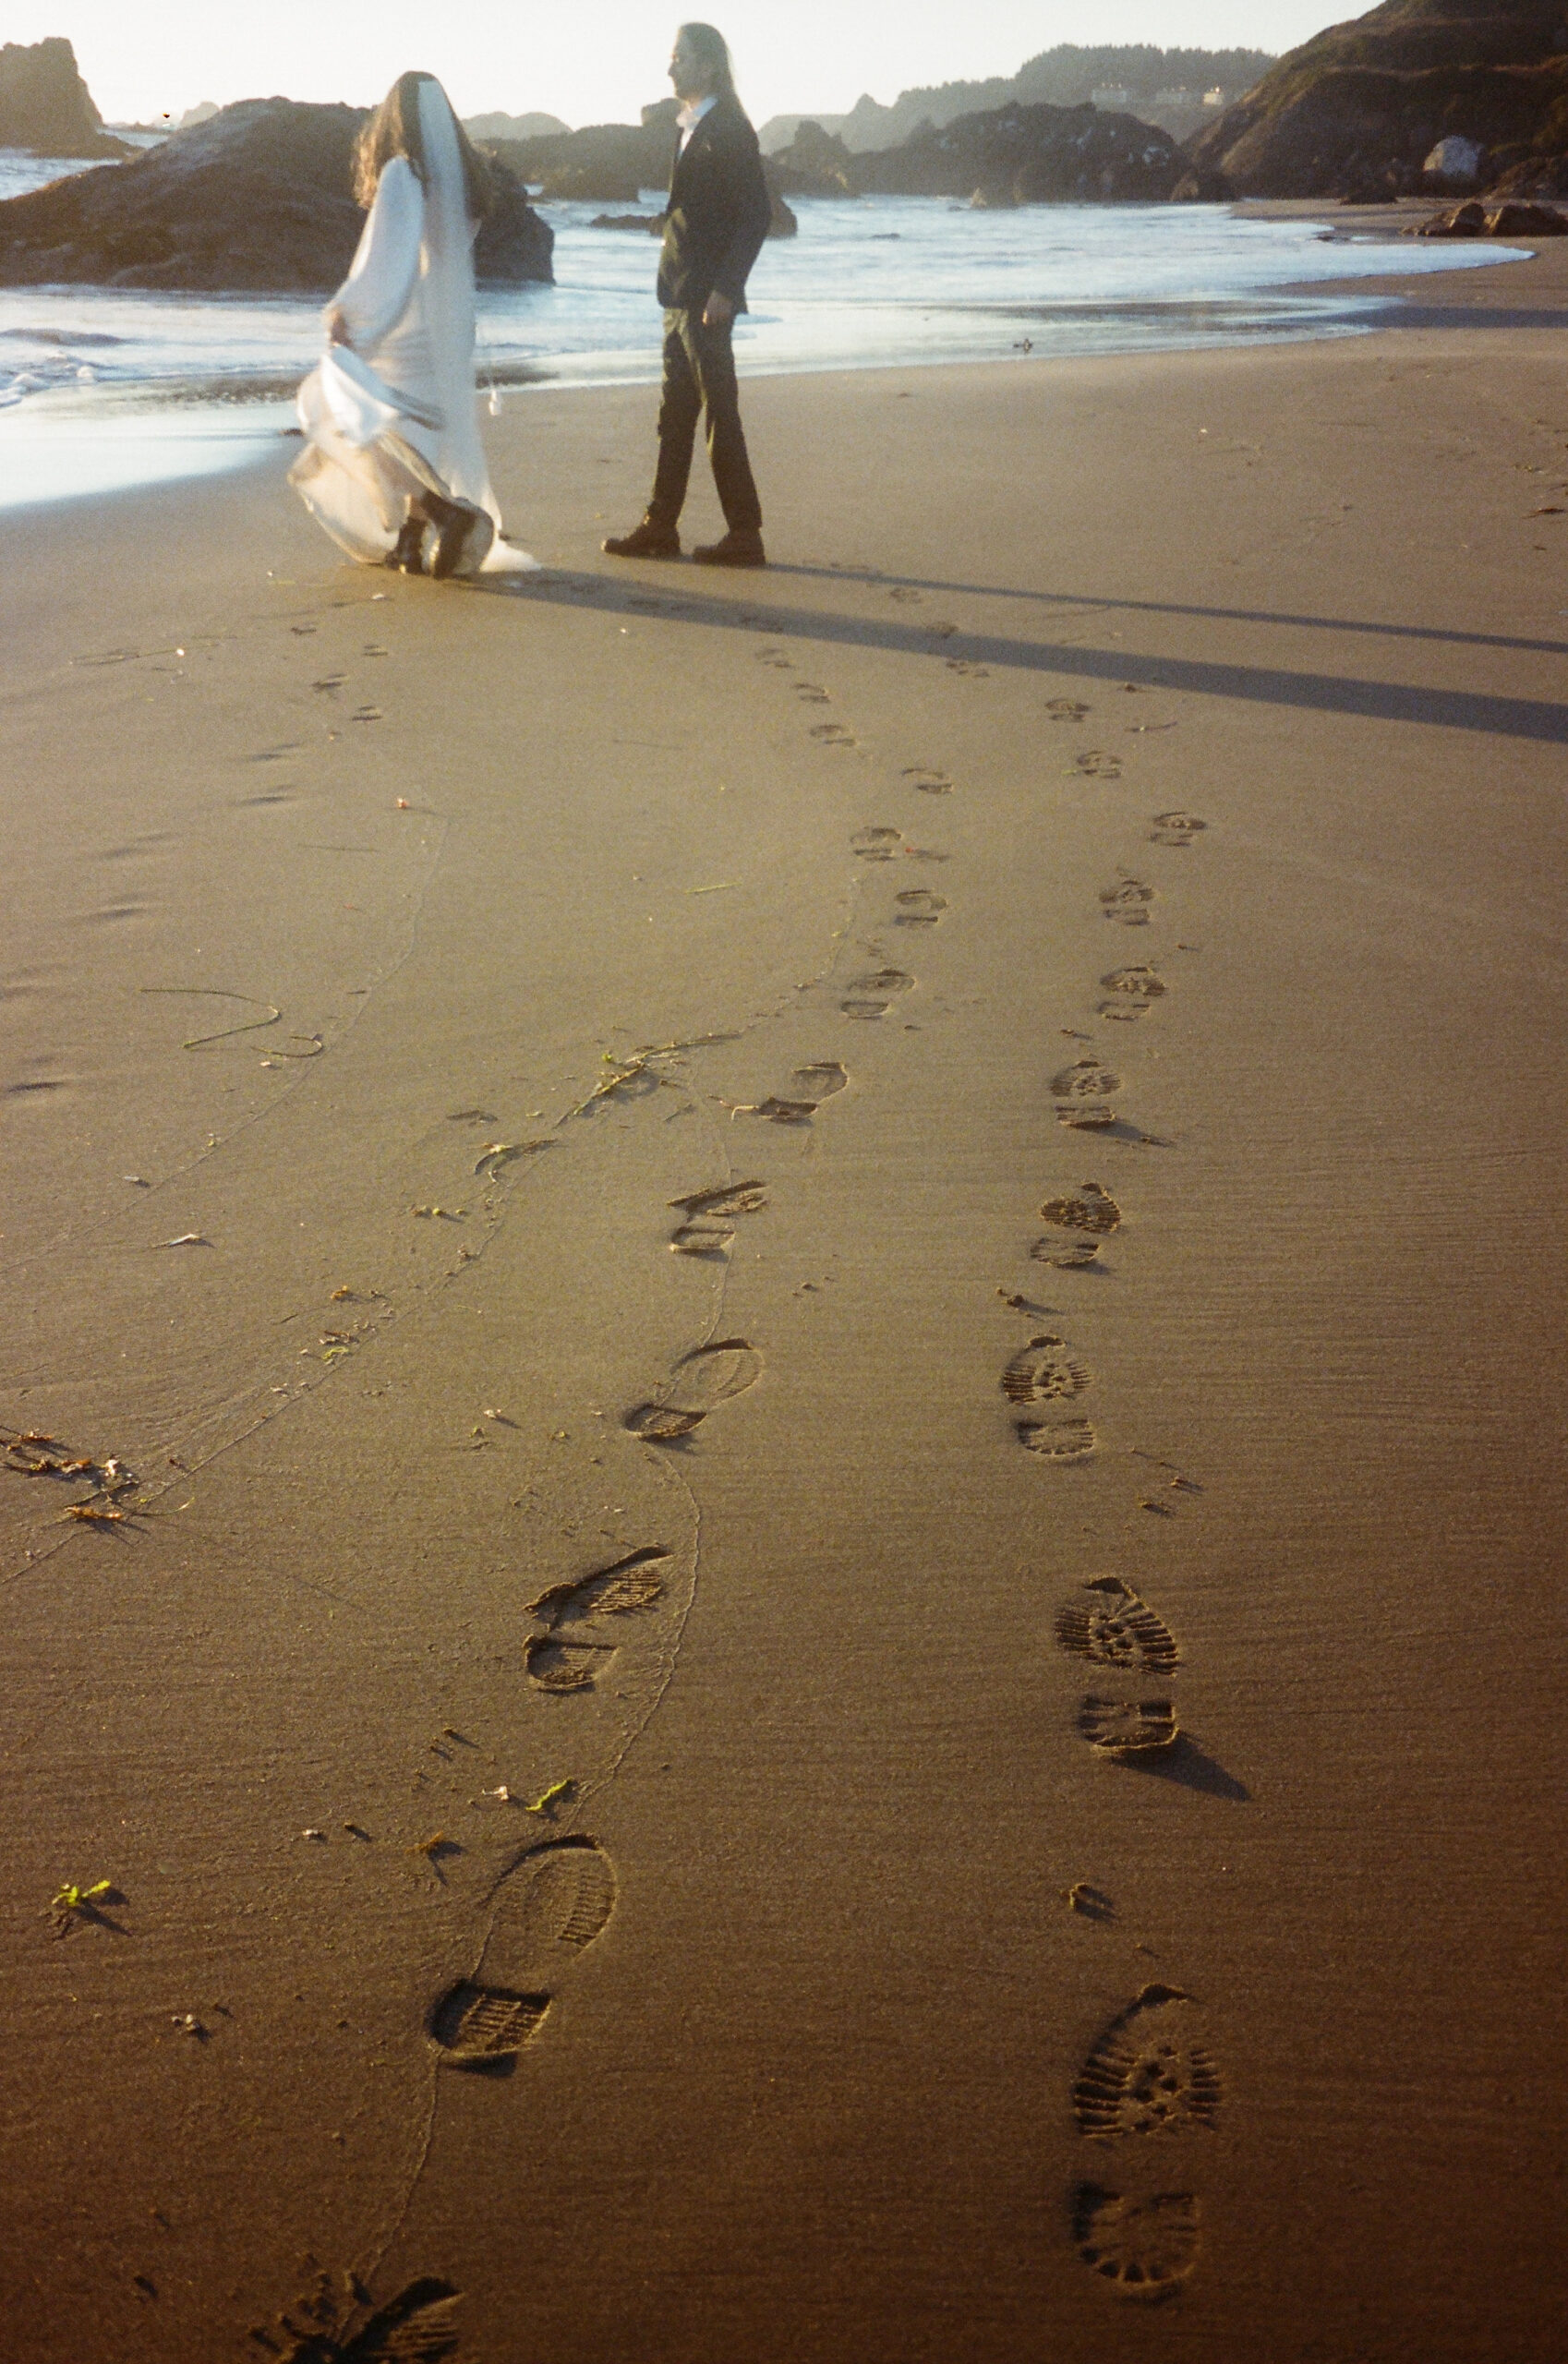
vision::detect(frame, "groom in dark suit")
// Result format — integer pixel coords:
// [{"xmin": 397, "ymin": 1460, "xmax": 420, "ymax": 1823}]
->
[{"xmin": 604, "ymin": 22, "xmax": 772, "ymax": 567}]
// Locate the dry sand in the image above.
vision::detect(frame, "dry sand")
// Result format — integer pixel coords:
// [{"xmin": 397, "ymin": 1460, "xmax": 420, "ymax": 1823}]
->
[{"xmin": 2, "ymin": 237, "xmax": 1566, "ymax": 2363}]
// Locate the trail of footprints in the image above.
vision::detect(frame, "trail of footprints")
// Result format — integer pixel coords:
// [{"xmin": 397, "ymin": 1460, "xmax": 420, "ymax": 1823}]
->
[
  {"xmin": 277, "ymin": 664, "xmax": 1212, "ymax": 2330},
  {"xmin": 998, "ymin": 772, "xmax": 1220, "ymax": 2300},
  {"xmin": 264, "ymin": 629, "xmax": 976, "ymax": 2347}
]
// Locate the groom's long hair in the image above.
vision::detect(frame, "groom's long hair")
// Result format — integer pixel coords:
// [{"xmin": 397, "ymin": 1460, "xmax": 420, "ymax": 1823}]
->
[
  {"xmin": 678, "ymin": 23, "xmax": 736, "ymax": 98},
  {"xmin": 355, "ymin": 70, "xmax": 494, "ymax": 219}
]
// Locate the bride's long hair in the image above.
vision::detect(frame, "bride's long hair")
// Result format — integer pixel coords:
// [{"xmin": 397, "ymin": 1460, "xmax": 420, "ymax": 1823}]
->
[{"xmin": 354, "ymin": 71, "xmax": 493, "ymax": 218}]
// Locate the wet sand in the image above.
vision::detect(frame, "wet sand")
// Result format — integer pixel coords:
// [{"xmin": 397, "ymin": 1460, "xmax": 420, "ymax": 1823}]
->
[{"xmin": 3, "ymin": 239, "xmax": 1566, "ymax": 2363}]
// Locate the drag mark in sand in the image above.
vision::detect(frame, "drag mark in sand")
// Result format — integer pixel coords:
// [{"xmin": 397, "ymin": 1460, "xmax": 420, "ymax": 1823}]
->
[
  {"xmin": 1056, "ymin": 1578, "xmax": 1180, "ymax": 1673},
  {"xmin": 1072, "ymin": 2187, "xmax": 1200, "ymax": 2303},
  {"xmin": 1073, "ymin": 1984, "xmax": 1222, "ymax": 2136},
  {"xmin": 623, "ymin": 1337, "xmax": 764, "ymax": 1442}
]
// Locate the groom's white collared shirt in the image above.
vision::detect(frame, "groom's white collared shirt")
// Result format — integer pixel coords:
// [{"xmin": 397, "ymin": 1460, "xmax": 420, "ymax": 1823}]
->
[{"xmin": 676, "ymin": 94, "xmax": 718, "ymax": 151}]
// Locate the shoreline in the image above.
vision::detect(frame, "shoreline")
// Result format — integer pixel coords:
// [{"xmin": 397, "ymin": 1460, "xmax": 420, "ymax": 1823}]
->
[
  {"xmin": 1, "ymin": 198, "xmax": 1538, "ymax": 513},
  {"xmin": 4, "ymin": 273, "xmax": 1566, "ymax": 2362}
]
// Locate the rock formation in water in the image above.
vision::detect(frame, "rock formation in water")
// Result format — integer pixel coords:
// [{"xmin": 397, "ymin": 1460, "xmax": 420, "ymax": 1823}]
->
[
  {"xmin": 489, "ymin": 99, "xmax": 676, "ymax": 201},
  {"xmin": 1180, "ymin": 0, "xmax": 1568, "ymax": 199},
  {"xmin": 0, "ymin": 35, "xmax": 128, "ymax": 159},
  {"xmin": 1411, "ymin": 191, "xmax": 1568, "ymax": 226},
  {"xmin": 0, "ymin": 97, "xmax": 553, "ymax": 290},
  {"xmin": 493, "ymin": 99, "xmax": 796, "ymax": 232},
  {"xmin": 768, "ymin": 102, "xmax": 1183, "ymax": 203}
]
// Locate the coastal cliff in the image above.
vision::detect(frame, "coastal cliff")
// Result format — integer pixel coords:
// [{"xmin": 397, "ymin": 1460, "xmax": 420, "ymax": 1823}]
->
[{"xmin": 1183, "ymin": 0, "xmax": 1568, "ymax": 198}]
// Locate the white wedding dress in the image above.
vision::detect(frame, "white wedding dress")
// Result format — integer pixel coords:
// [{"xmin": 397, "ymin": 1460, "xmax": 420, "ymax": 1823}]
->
[{"xmin": 290, "ymin": 78, "xmax": 537, "ymax": 573}]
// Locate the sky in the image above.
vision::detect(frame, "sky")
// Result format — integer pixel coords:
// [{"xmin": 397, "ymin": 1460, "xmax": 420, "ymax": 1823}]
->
[{"xmin": 15, "ymin": 3, "xmax": 1345, "ymax": 129}]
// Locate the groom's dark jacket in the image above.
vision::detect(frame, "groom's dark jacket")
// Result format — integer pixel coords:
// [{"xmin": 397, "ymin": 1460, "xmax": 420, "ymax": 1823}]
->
[{"xmin": 657, "ymin": 91, "xmax": 772, "ymax": 315}]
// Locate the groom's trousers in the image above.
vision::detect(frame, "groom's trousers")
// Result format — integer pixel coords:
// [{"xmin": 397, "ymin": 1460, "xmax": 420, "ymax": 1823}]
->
[{"xmin": 647, "ymin": 307, "xmax": 763, "ymax": 534}]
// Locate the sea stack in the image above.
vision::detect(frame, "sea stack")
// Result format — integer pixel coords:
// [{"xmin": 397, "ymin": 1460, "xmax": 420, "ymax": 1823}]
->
[{"xmin": 0, "ymin": 35, "xmax": 128, "ymax": 158}]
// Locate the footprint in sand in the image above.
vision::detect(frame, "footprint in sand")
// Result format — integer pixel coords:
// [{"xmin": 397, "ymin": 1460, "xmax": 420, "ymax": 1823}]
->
[
  {"xmin": 256, "ymin": 2271, "xmax": 462, "ymax": 2359},
  {"xmin": 841, "ymin": 967, "xmax": 913, "ymax": 1019},
  {"xmin": 811, "ymin": 722, "xmax": 857, "ymax": 746},
  {"xmin": 794, "ymin": 681, "xmax": 831, "ymax": 704},
  {"xmin": 431, "ymin": 1838, "xmax": 618, "ymax": 2067},
  {"xmin": 1072, "ymin": 2187, "xmax": 1200, "ymax": 2302},
  {"xmin": 1097, "ymin": 965, "xmax": 1165, "ymax": 1025},
  {"xmin": 888, "ymin": 586, "xmax": 923, "ymax": 604},
  {"xmin": 1073, "ymin": 1984, "xmax": 1222, "ymax": 2137},
  {"xmin": 1032, "ymin": 1236, "xmax": 1104, "ymax": 1270},
  {"xmin": 624, "ymin": 1337, "xmax": 763, "ymax": 1441},
  {"xmin": 946, "ymin": 657, "xmax": 989, "ymax": 678},
  {"xmin": 1017, "ymin": 1415, "xmax": 1097, "ymax": 1461},
  {"xmin": 851, "ymin": 826, "xmax": 905, "ymax": 862},
  {"xmin": 1003, "ymin": 1335, "xmax": 1092, "ymax": 1405},
  {"xmin": 901, "ymin": 766, "xmax": 952, "ymax": 795},
  {"xmin": 1078, "ymin": 1697, "xmax": 1178, "ymax": 1755},
  {"xmin": 1041, "ymin": 1181, "xmax": 1121, "ymax": 1236},
  {"xmin": 1051, "ymin": 1056, "xmax": 1121, "ymax": 1116},
  {"xmin": 1149, "ymin": 811, "xmax": 1206, "ymax": 848},
  {"xmin": 755, "ymin": 648, "xmax": 793, "ymax": 669},
  {"xmin": 1072, "ymin": 750, "xmax": 1123, "ymax": 779},
  {"xmin": 1046, "ymin": 697, "xmax": 1091, "ymax": 721},
  {"xmin": 525, "ymin": 1546, "xmax": 669, "ymax": 1693},
  {"xmin": 750, "ymin": 1061, "xmax": 848, "ymax": 1125},
  {"xmin": 894, "ymin": 888, "xmax": 947, "ymax": 925},
  {"xmin": 668, "ymin": 1178, "xmax": 768, "ymax": 1257},
  {"xmin": 1100, "ymin": 876, "xmax": 1155, "ymax": 927},
  {"xmin": 1055, "ymin": 1578, "xmax": 1179, "ymax": 1673}
]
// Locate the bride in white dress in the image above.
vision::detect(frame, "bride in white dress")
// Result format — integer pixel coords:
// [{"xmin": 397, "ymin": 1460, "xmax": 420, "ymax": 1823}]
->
[{"xmin": 290, "ymin": 72, "xmax": 537, "ymax": 579}]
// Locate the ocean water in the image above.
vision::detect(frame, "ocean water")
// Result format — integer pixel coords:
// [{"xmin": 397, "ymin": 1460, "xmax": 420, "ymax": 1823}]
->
[{"xmin": 0, "ymin": 148, "xmax": 1525, "ymax": 511}]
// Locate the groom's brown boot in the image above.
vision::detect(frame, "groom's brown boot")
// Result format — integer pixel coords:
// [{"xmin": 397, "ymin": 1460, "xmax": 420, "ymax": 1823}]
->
[{"xmin": 603, "ymin": 514, "xmax": 682, "ymax": 559}]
